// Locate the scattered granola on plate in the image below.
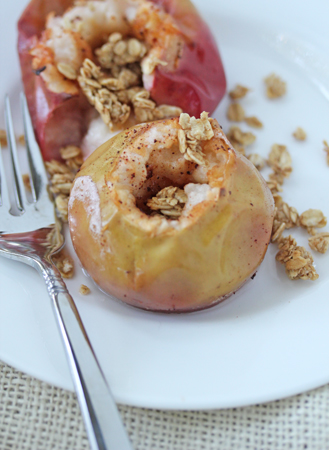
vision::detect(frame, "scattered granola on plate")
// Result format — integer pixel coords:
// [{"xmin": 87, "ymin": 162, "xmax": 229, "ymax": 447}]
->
[
  {"xmin": 264, "ymin": 73, "xmax": 287, "ymax": 99},
  {"xmin": 293, "ymin": 127, "xmax": 307, "ymax": 141},
  {"xmin": 226, "ymin": 103, "xmax": 245, "ymax": 122},
  {"xmin": 244, "ymin": 116, "xmax": 263, "ymax": 128},
  {"xmin": 228, "ymin": 84, "xmax": 250, "ymax": 100},
  {"xmin": 79, "ymin": 284, "xmax": 91, "ymax": 295},
  {"xmin": 276, "ymin": 235, "xmax": 319, "ymax": 281}
]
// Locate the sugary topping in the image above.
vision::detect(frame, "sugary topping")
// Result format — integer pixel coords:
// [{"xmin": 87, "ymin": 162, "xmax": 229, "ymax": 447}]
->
[{"xmin": 69, "ymin": 175, "xmax": 102, "ymax": 236}]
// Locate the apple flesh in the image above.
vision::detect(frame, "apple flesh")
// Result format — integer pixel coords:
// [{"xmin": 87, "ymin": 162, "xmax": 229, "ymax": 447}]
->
[
  {"xmin": 17, "ymin": 0, "xmax": 226, "ymax": 161},
  {"xmin": 68, "ymin": 117, "xmax": 274, "ymax": 313}
]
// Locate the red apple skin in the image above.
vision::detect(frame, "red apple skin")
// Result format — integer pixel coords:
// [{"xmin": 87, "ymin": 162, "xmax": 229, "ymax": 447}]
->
[
  {"xmin": 17, "ymin": 0, "xmax": 93, "ymax": 161},
  {"xmin": 149, "ymin": 0, "xmax": 226, "ymax": 117},
  {"xmin": 17, "ymin": 0, "xmax": 226, "ymax": 161}
]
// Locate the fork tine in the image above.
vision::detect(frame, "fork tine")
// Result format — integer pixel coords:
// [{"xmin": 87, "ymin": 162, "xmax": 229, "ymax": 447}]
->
[
  {"xmin": 0, "ymin": 142, "xmax": 10, "ymax": 209},
  {"xmin": 4, "ymin": 95, "xmax": 27, "ymax": 212},
  {"xmin": 21, "ymin": 93, "xmax": 49, "ymax": 202}
]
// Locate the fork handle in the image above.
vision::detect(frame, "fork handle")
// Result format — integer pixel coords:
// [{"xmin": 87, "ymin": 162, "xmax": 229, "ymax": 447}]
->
[{"xmin": 41, "ymin": 262, "xmax": 133, "ymax": 450}]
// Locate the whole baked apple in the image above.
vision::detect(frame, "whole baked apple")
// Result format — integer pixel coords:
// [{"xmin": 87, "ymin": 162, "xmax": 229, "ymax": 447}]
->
[
  {"xmin": 18, "ymin": 0, "xmax": 226, "ymax": 161},
  {"xmin": 68, "ymin": 113, "xmax": 274, "ymax": 312}
]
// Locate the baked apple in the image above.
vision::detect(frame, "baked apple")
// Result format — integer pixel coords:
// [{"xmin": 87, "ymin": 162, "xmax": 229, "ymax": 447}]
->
[
  {"xmin": 18, "ymin": 0, "xmax": 226, "ymax": 162},
  {"xmin": 68, "ymin": 113, "xmax": 274, "ymax": 312}
]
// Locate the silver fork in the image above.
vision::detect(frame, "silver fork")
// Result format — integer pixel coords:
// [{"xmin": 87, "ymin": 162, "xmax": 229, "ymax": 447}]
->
[{"xmin": 0, "ymin": 94, "xmax": 133, "ymax": 450}]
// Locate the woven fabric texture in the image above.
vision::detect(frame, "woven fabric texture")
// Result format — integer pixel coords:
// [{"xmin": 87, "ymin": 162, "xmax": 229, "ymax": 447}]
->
[{"xmin": 1, "ymin": 360, "xmax": 329, "ymax": 450}]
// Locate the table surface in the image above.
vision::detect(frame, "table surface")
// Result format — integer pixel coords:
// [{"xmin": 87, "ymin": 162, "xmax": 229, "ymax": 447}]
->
[{"xmin": 1, "ymin": 360, "xmax": 329, "ymax": 450}]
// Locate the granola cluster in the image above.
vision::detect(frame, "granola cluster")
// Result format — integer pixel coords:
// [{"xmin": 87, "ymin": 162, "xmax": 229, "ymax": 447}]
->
[
  {"xmin": 271, "ymin": 197, "xmax": 299, "ymax": 243},
  {"xmin": 147, "ymin": 186, "xmax": 188, "ymax": 218},
  {"xmin": 45, "ymin": 145, "xmax": 83, "ymax": 222},
  {"xmin": 276, "ymin": 236, "xmax": 318, "ymax": 281},
  {"xmin": 178, "ymin": 112, "xmax": 214, "ymax": 166},
  {"xmin": 78, "ymin": 57, "xmax": 181, "ymax": 129},
  {"xmin": 95, "ymin": 33, "xmax": 147, "ymax": 69}
]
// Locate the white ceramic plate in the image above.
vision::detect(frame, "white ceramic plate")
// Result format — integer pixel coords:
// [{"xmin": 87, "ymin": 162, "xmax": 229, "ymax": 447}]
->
[{"xmin": 1, "ymin": 0, "xmax": 329, "ymax": 410}]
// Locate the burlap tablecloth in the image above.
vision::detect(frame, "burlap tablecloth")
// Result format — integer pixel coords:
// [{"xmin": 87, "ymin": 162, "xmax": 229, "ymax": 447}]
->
[{"xmin": 1, "ymin": 360, "xmax": 329, "ymax": 450}]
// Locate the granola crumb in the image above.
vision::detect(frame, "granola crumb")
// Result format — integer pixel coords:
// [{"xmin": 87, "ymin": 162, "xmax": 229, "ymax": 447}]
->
[
  {"xmin": 228, "ymin": 84, "xmax": 250, "ymax": 100},
  {"xmin": 244, "ymin": 116, "xmax": 263, "ymax": 129},
  {"xmin": 264, "ymin": 73, "xmax": 286, "ymax": 99},
  {"xmin": 53, "ymin": 251, "xmax": 74, "ymax": 278},
  {"xmin": 79, "ymin": 284, "xmax": 91, "ymax": 295},
  {"xmin": 227, "ymin": 103, "xmax": 245, "ymax": 122},
  {"xmin": 147, "ymin": 186, "xmax": 188, "ymax": 218},
  {"xmin": 293, "ymin": 127, "xmax": 307, "ymax": 141},
  {"xmin": 248, "ymin": 153, "xmax": 266, "ymax": 170},
  {"xmin": 308, "ymin": 232, "xmax": 329, "ymax": 254},
  {"xmin": 323, "ymin": 140, "xmax": 329, "ymax": 166},
  {"xmin": 0, "ymin": 129, "xmax": 7, "ymax": 147},
  {"xmin": 276, "ymin": 235, "xmax": 319, "ymax": 281},
  {"xmin": 227, "ymin": 126, "xmax": 256, "ymax": 148},
  {"xmin": 22, "ymin": 174, "xmax": 32, "ymax": 192}
]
